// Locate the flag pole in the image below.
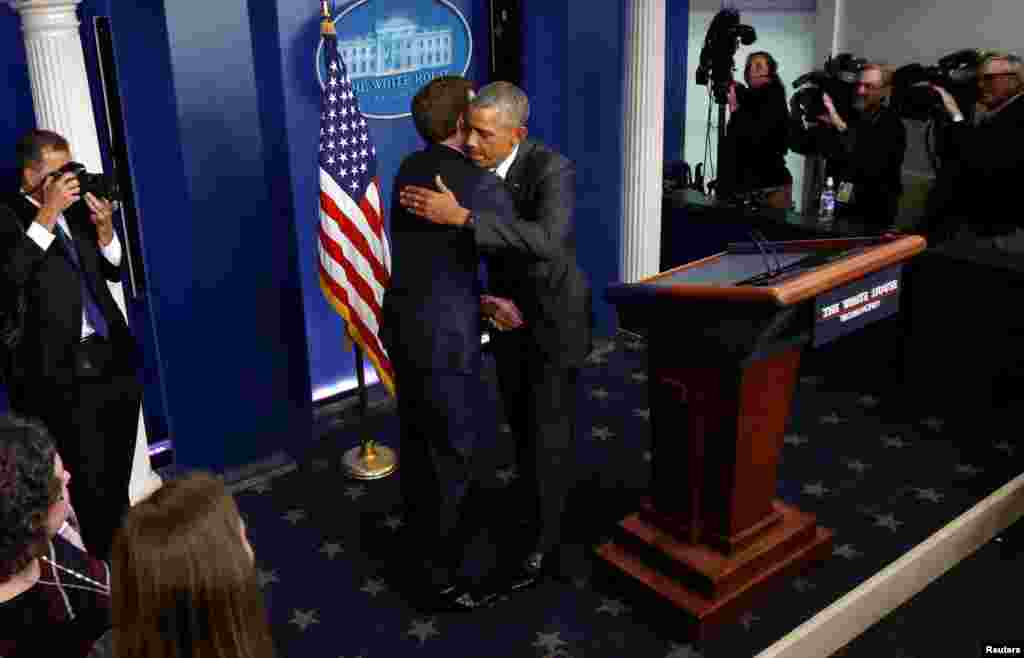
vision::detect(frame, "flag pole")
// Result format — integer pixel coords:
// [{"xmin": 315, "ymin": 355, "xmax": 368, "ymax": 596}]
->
[
  {"xmin": 322, "ymin": 0, "xmax": 396, "ymax": 480},
  {"xmin": 341, "ymin": 342, "xmax": 397, "ymax": 480}
]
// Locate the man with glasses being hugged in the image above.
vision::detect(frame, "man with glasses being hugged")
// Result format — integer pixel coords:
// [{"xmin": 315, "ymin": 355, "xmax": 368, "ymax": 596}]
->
[{"xmin": 791, "ymin": 63, "xmax": 907, "ymax": 230}]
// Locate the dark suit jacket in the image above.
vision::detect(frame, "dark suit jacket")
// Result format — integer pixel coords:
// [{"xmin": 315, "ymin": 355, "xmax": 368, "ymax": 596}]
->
[
  {"xmin": 0, "ymin": 193, "xmax": 132, "ymax": 391},
  {"xmin": 381, "ymin": 143, "xmax": 554, "ymax": 375},
  {"xmin": 475, "ymin": 138, "xmax": 592, "ymax": 368}
]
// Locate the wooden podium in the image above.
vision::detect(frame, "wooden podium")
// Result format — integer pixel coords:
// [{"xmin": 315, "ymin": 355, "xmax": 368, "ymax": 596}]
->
[{"xmin": 597, "ymin": 236, "xmax": 926, "ymax": 640}]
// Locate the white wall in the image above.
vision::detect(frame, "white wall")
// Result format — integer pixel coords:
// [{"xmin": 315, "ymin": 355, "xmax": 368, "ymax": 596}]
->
[{"xmin": 686, "ymin": 6, "xmax": 818, "ymax": 210}]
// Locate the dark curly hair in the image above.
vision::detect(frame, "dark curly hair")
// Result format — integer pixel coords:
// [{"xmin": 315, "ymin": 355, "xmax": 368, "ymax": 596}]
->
[{"xmin": 0, "ymin": 414, "xmax": 58, "ymax": 581}]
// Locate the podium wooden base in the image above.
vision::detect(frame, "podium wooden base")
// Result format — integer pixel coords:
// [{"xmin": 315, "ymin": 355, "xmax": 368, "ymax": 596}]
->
[{"xmin": 595, "ymin": 501, "xmax": 833, "ymax": 641}]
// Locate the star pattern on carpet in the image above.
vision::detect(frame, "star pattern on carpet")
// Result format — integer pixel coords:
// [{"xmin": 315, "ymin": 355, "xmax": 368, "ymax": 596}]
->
[
  {"xmin": 534, "ymin": 631, "xmax": 568, "ymax": 654},
  {"xmin": 496, "ymin": 465, "xmax": 518, "ymax": 485},
  {"xmin": 289, "ymin": 608, "xmax": 319, "ymax": 631},
  {"xmin": 380, "ymin": 514, "xmax": 403, "ymax": 531},
  {"xmin": 858, "ymin": 394, "xmax": 880, "ymax": 408},
  {"xmin": 256, "ymin": 568, "xmax": 279, "ymax": 588},
  {"xmin": 407, "ymin": 618, "xmax": 440, "ymax": 645},
  {"xmin": 955, "ymin": 463, "xmax": 983, "ymax": 476},
  {"xmin": 881, "ymin": 434, "xmax": 907, "ymax": 448},
  {"xmin": 873, "ymin": 513, "xmax": 903, "ymax": 532},
  {"xmin": 666, "ymin": 642, "xmax": 703, "ymax": 658},
  {"xmin": 820, "ymin": 411, "xmax": 844, "ymax": 424},
  {"xmin": 803, "ymin": 481, "xmax": 829, "ymax": 497},
  {"xmin": 596, "ymin": 598, "xmax": 630, "ymax": 617},
  {"xmin": 913, "ymin": 488, "xmax": 943, "ymax": 503},
  {"xmin": 844, "ymin": 459, "xmax": 871, "ymax": 474},
  {"xmin": 784, "ymin": 433, "xmax": 809, "ymax": 446},
  {"xmin": 360, "ymin": 577, "xmax": 386, "ymax": 597},
  {"xmin": 344, "ymin": 485, "xmax": 366, "ymax": 501},
  {"xmin": 226, "ymin": 334, "xmax": 1012, "ymax": 658}
]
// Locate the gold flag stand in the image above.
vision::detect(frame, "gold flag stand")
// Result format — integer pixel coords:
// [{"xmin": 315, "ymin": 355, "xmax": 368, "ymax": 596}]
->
[{"xmin": 322, "ymin": 0, "xmax": 397, "ymax": 480}]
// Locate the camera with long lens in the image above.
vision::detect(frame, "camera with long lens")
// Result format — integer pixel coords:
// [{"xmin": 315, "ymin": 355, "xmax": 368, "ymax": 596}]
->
[
  {"xmin": 790, "ymin": 53, "xmax": 866, "ymax": 125},
  {"xmin": 890, "ymin": 49, "xmax": 982, "ymax": 121},
  {"xmin": 695, "ymin": 8, "xmax": 756, "ymax": 104},
  {"xmin": 51, "ymin": 161, "xmax": 119, "ymax": 202}
]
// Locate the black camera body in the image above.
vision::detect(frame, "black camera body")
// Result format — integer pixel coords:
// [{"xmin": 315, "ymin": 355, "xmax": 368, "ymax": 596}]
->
[
  {"xmin": 791, "ymin": 53, "xmax": 866, "ymax": 125},
  {"xmin": 891, "ymin": 49, "xmax": 982, "ymax": 121},
  {"xmin": 695, "ymin": 9, "xmax": 756, "ymax": 105},
  {"xmin": 52, "ymin": 161, "xmax": 119, "ymax": 201}
]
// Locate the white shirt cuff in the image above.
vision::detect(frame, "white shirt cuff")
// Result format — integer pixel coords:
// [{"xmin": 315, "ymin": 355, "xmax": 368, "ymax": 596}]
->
[
  {"xmin": 101, "ymin": 232, "xmax": 122, "ymax": 267},
  {"xmin": 27, "ymin": 221, "xmax": 56, "ymax": 251}
]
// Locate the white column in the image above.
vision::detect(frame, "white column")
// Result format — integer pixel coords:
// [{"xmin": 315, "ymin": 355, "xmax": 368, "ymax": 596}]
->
[
  {"xmin": 620, "ymin": 0, "xmax": 666, "ymax": 283},
  {"xmin": 8, "ymin": 0, "xmax": 162, "ymax": 503},
  {"xmin": 9, "ymin": 0, "xmax": 103, "ymax": 172}
]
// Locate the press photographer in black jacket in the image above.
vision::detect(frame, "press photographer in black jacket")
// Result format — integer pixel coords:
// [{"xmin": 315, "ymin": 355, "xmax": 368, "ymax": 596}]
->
[
  {"xmin": 719, "ymin": 51, "xmax": 793, "ymax": 208},
  {"xmin": 927, "ymin": 52, "xmax": 1024, "ymax": 250},
  {"xmin": 790, "ymin": 63, "xmax": 907, "ymax": 228}
]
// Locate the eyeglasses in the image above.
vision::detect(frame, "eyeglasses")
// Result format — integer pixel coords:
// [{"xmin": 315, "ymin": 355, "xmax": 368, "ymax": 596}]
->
[{"xmin": 981, "ymin": 72, "xmax": 1016, "ymax": 83}]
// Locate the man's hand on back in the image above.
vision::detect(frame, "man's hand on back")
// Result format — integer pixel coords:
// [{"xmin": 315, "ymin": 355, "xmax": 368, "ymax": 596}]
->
[{"xmin": 400, "ymin": 175, "xmax": 471, "ymax": 227}]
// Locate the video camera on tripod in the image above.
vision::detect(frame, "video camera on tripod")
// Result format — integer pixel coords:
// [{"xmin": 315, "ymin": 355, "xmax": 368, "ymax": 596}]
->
[
  {"xmin": 695, "ymin": 8, "xmax": 756, "ymax": 105},
  {"xmin": 790, "ymin": 53, "xmax": 866, "ymax": 125}
]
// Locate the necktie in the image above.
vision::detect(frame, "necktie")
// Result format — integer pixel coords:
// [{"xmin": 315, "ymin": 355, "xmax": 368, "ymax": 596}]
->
[{"xmin": 54, "ymin": 225, "xmax": 109, "ymax": 339}]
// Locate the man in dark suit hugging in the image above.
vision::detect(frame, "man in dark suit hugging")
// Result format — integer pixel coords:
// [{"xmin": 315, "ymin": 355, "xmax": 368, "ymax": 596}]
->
[
  {"xmin": 400, "ymin": 82, "xmax": 593, "ymax": 602},
  {"xmin": 381, "ymin": 76, "xmax": 557, "ymax": 611}
]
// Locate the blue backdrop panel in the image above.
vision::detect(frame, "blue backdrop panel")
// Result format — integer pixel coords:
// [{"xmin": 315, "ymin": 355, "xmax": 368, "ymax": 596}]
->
[
  {"xmin": 105, "ymin": 0, "xmax": 312, "ymax": 472},
  {"xmin": 0, "ymin": 7, "xmax": 35, "ymax": 192}
]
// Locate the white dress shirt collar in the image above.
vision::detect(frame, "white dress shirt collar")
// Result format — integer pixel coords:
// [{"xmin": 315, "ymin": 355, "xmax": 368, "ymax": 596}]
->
[{"xmin": 492, "ymin": 142, "xmax": 520, "ymax": 180}]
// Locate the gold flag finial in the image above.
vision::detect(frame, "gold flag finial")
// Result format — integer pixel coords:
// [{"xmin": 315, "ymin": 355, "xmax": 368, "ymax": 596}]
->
[{"xmin": 320, "ymin": 0, "xmax": 335, "ymax": 36}]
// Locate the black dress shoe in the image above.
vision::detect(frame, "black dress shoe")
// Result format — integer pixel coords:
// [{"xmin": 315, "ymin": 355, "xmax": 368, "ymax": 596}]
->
[
  {"xmin": 507, "ymin": 551, "xmax": 546, "ymax": 593},
  {"xmin": 432, "ymin": 582, "xmax": 479, "ymax": 612}
]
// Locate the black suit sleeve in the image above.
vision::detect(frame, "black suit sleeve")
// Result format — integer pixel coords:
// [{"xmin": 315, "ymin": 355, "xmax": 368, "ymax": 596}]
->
[
  {"xmin": 0, "ymin": 203, "xmax": 47, "ymax": 292},
  {"xmin": 472, "ymin": 157, "xmax": 574, "ymax": 262}
]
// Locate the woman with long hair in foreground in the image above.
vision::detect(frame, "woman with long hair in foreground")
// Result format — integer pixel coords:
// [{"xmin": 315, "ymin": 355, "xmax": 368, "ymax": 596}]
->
[{"xmin": 111, "ymin": 471, "xmax": 275, "ymax": 658}]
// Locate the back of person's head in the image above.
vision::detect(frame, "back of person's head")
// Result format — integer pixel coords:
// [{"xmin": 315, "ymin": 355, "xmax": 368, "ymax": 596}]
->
[
  {"xmin": 15, "ymin": 129, "xmax": 69, "ymax": 172},
  {"xmin": 470, "ymin": 81, "xmax": 530, "ymax": 128},
  {"xmin": 411, "ymin": 75, "xmax": 475, "ymax": 143},
  {"xmin": 0, "ymin": 415, "xmax": 58, "ymax": 583},
  {"xmin": 111, "ymin": 472, "xmax": 273, "ymax": 658}
]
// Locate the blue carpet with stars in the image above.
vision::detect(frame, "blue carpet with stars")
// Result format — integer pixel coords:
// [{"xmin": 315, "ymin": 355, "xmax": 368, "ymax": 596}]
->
[{"xmin": 229, "ymin": 332, "xmax": 1020, "ymax": 658}]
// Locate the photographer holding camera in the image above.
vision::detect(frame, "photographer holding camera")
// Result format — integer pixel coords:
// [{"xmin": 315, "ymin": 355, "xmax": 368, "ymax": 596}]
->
[
  {"xmin": 0, "ymin": 129, "xmax": 140, "ymax": 560},
  {"xmin": 718, "ymin": 51, "xmax": 793, "ymax": 208},
  {"xmin": 927, "ymin": 52, "xmax": 1024, "ymax": 251},
  {"xmin": 790, "ymin": 63, "xmax": 907, "ymax": 229}
]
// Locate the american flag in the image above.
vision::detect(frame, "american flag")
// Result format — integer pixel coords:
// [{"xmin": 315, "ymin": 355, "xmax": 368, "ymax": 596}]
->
[{"xmin": 318, "ymin": 19, "xmax": 394, "ymax": 397}]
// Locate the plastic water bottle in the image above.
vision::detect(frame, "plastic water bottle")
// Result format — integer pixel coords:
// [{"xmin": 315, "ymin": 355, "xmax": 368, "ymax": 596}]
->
[{"xmin": 819, "ymin": 176, "xmax": 836, "ymax": 223}]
